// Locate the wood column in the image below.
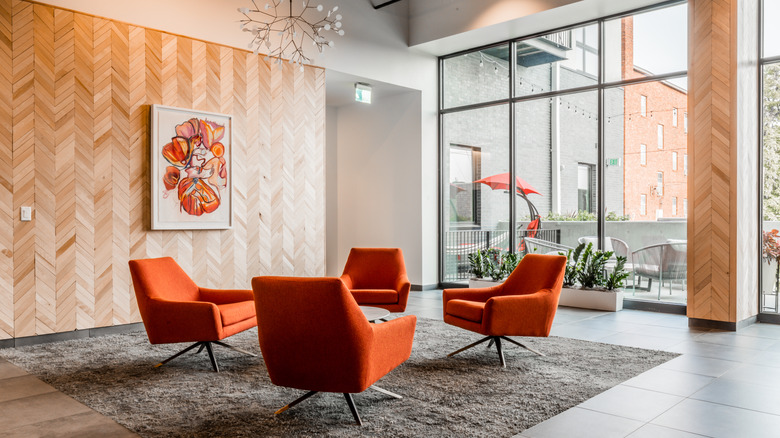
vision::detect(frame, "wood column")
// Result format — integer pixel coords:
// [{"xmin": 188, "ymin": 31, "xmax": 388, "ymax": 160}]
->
[{"xmin": 688, "ymin": 0, "xmax": 759, "ymax": 328}]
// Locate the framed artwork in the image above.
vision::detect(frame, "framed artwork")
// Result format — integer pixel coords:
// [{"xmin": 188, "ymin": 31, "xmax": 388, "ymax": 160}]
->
[{"xmin": 150, "ymin": 105, "xmax": 233, "ymax": 230}]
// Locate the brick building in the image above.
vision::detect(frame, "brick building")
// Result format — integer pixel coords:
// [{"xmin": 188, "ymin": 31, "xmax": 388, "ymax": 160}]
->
[{"xmin": 621, "ymin": 17, "xmax": 688, "ymax": 220}]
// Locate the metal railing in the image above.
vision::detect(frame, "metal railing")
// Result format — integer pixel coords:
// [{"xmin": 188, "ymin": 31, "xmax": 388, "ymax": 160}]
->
[
  {"xmin": 444, "ymin": 228, "xmax": 561, "ymax": 282},
  {"xmin": 541, "ymin": 31, "xmax": 572, "ymax": 50}
]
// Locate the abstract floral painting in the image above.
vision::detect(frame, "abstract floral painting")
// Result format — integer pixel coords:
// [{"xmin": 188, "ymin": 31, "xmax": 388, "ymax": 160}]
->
[{"xmin": 150, "ymin": 105, "xmax": 232, "ymax": 230}]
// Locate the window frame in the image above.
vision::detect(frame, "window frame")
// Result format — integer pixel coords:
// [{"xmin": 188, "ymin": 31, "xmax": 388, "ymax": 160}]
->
[{"xmin": 437, "ymin": 0, "xmax": 689, "ymax": 286}]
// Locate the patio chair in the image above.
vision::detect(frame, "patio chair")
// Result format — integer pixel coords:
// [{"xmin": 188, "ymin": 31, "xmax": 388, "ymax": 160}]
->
[
  {"xmin": 631, "ymin": 242, "xmax": 687, "ymax": 300},
  {"xmin": 522, "ymin": 237, "xmax": 573, "ymax": 256}
]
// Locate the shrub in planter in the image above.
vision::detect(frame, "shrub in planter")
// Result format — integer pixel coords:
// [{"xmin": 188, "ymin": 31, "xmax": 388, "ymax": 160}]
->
[
  {"xmin": 558, "ymin": 242, "xmax": 629, "ymax": 311},
  {"xmin": 468, "ymin": 249, "xmax": 522, "ymax": 285}
]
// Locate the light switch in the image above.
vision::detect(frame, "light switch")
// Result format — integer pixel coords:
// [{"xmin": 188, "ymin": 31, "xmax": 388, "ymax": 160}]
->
[{"xmin": 20, "ymin": 206, "xmax": 31, "ymax": 222}]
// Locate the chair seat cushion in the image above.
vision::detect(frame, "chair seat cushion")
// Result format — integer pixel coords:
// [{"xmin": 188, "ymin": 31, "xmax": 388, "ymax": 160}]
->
[
  {"xmin": 350, "ymin": 289, "xmax": 398, "ymax": 305},
  {"xmin": 217, "ymin": 301, "xmax": 256, "ymax": 327},
  {"xmin": 446, "ymin": 299, "xmax": 485, "ymax": 323}
]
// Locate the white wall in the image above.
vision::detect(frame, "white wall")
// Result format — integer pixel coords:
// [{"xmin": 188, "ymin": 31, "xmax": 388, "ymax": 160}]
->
[
  {"xmin": 329, "ymin": 91, "xmax": 425, "ymax": 284},
  {"xmin": 326, "ymin": 106, "xmax": 340, "ymax": 276}
]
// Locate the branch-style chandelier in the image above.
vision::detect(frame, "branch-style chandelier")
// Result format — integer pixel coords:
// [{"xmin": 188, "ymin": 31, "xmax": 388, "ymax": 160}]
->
[{"xmin": 238, "ymin": 0, "xmax": 344, "ymax": 71}]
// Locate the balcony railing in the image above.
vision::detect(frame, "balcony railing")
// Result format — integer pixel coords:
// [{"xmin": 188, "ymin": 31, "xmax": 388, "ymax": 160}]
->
[
  {"xmin": 541, "ymin": 31, "xmax": 572, "ymax": 50},
  {"xmin": 443, "ymin": 228, "xmax": 561, "ymax": 282}
]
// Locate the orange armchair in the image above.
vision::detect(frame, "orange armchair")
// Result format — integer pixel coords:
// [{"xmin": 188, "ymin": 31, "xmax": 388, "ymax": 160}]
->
[
  {"xmin": 252, "ymin": 276, "xmax": 416, "ymax": 425},
  {"xmin": 443, "ymin": 254, "xmax": 566, "ymax": 367},
  {"xmin": 129, "ymin": 257, "xmax": 257, "ymax": 372},
  {"xmin": 340, "ymin": 248, "xmax": 411, "ymax": 312}
]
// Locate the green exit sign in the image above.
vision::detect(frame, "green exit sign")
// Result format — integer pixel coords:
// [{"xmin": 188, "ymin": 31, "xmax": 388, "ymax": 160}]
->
[{"xmin": 606, "ymin": 158, "xmax": 622, "ymax": 167}]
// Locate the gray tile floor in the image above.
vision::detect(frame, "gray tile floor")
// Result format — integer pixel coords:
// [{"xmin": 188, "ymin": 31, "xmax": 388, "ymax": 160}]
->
[
  {"xmin": 3, "ymin": 291, "xmax": 780, "ymax": 437},
  {"xmin": 409, "ymin": 290, "xmax": 780, "ymax": 438}
]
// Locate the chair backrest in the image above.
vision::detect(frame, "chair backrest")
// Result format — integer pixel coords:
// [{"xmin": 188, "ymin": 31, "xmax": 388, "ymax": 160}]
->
[
  {"xmin": 341, "ymin": 248, "xmax": 407, "ymax": 289},
  {"xmin": 251, "ymin": 276, "xmax": 374, "ymax": 392},
  {"xmin": 501, "ymin": 254, "xmax": 567, "ymax": 297},
  {"xmin": 128, "ymin": 257, "xmax": 200, "ymax": 315},
  {"xmin": 578, "ymin": 236, "xmax": 614, "ymax": 253},
  {"xmin": 610, "ymin": 237, "xmax": 630, "ymax": 259},
  {"xmin": 523, "ymin": 237, "xmax": 572, "ymax": 256}
]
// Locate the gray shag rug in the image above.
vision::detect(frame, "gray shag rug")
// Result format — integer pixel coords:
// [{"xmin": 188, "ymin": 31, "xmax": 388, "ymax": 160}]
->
[{"xmin": 0, "ymin": 317, "xmax": 677, "ymax": 437}]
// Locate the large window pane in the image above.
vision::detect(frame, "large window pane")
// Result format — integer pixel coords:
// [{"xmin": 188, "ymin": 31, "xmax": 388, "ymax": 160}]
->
[
  {"xmin": 763, "ymin": 63, "xmax": 780, "ymax": 312},
  {"xmin": 443, "ymin": 106, "xmax": 509, "ymax": 282},
  {"xmin": 515, "ymin": 91, "xmax": 598, "ymax": 251},
  {"xmin": 604, "ymin": 4, "xmax": 687, "ymax": 84},
  {"xmin": 604, "ymin": 80, "xmax": 688, "ymax": 304},
  {"xmin": 443, "ymin": 45, "xmax": 509, "ymax": 109},
  {"xmin": 515, "ymin": 24, "xmax": 598, "ymax": 98},
  {"xmin": 765, "ymin": 1, "xmax": 780, "ymax": 58}
]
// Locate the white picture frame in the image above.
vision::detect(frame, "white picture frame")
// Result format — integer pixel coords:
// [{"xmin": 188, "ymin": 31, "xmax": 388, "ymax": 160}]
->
[{"xmin": 150, "ymin": 104, "xmax": 233, "ymax": 230}]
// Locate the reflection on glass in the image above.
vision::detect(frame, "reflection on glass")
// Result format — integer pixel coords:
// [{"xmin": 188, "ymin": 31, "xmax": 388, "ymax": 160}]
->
[
  {"xmin": 604, "ymin": 80, "xmax": 688, "ymax": 304},
  {"xmin": 762, "ymin": 63, "xmax": 780, "ymax": 312},
  {"xmin": 604, "ymin": 4, "xmax": 687, "ymax": 84},
  {"xmin": 515, "ymin": 23, "xmax": 599, "ymax": 97},
  {"xmin": 765, "ymin": 0, "xmax": 780, "ymax": 58},
  {"xmin": 515, "ymin": 92, "xmax": 598, "ymax": 252},
  {"xmin": 443, "ymin": 45, "xmax": 509, "ymax": 109},
  {"xmin": 443, "ymin": 106, "xmax": 509, "ymax": 282}
]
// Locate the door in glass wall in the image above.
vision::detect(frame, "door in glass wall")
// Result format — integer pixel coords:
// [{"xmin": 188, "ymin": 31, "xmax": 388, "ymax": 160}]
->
[
  {"xmin": 515, "ymin": 91, "xmax": 598, "ymax": 254},
  {"xmin": 604, "ymin": 81, "xmax": 688, "ymax": 304},
  {"xmin": 443, "ymin": 106, "xmax": 510, "ymax": 282}
]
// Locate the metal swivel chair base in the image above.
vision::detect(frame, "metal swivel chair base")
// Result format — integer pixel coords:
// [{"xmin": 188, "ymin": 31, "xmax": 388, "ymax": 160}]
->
[
  {"xmin": 154, "ymin": 340, "xmax": 257, "ymax": 372},
  {"xmin": 275, "ymin": 385, "xmax": 403, "ymax": 426},
  {"xmin": 447, "ymin": 335, "xmax": 545, "ymax": 367}
]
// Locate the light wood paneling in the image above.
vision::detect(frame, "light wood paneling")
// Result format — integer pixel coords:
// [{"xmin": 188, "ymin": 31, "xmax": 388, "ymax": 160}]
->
[
  {"xmin": 688, "ymin": 0, "xmax": 737, "ymax": 322},
  {"xmin": 1, "ymin": 0, "xmax": 326, "ymax": 338}
]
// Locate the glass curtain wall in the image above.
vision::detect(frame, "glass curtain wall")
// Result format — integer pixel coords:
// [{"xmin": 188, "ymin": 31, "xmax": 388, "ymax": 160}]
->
[
  {"xmin": 441, "ymin": 2, "xmax": 689, "ymax": 303},
  {"xmin": 761, "ymin": 0, "xmax": 780, "ymax": 313}
]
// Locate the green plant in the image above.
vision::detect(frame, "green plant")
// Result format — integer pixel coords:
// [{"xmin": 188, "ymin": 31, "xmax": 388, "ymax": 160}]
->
[
  {"xmin": 559, "ymin": 243, "xmax": 585, "ymax": 287},
  {"xmin": 467, "ymin": 251, "xmax": 485, "ymax": 279},
  {"xmin": 469, "ymin": 248, "xmax": 523, "ymax": 281},
  {"xmin": 605, "ymin": 256, "xmax": 630, "ymax": 290},
  {"xmin": 560, "ymin": 242, "xmax": 625, "ymax": 290},
  {"xmin": 501, "ymin": 252, "xmax": 521, "ymax": 278}
]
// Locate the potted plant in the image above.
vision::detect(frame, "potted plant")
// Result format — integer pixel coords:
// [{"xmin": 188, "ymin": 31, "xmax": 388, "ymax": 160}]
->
[
  {"xmin": 762, "ymin": 229, "xmax": 780, "ymax": 311},
  {"xmin": 557, "ymin": 242, "xmax": 630, "ymax": 311},
  {"xmin": 468, "ymin": 249, "xmax": 522, "ymax": 288}
]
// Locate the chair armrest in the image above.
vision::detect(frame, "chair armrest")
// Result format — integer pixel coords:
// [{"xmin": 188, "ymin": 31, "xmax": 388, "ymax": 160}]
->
[
  {"xmin": 369, "ymin": 315, "xmax": 417, "ymax": 383},
  {"xmin": 340, "ymin": 274, "xmax": 354, "ymax": 289},
  {"xmin": 198, "ymin": 287, "xmax": 254, "ymax": 304},
  {"xmin": 443, "ymin": 286, "xmax": 500, "ymax": 311},
  {"xmin": 144, "ymin": 298, "xmax": 222, "ymax": 342},
  {"xmin": 482, "ymin": 290, "xmax": 557, "ymax": 337},
  {"xmin": 394, "ymin": 274, "xmax": 411, "ymax": 309}
]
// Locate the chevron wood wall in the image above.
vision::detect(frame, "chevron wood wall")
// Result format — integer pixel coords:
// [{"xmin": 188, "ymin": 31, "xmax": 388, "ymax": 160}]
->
[
  {"xmin": 687, "ymin": 0, "xmax": 737, "ymax": 323},
  {"xmin": 0, "ymin": 0, "xmax": 326, "ymax": 339}
]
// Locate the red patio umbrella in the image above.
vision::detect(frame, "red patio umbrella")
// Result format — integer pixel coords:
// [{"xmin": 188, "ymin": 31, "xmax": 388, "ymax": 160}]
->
[{"xmin": 473, "ymin": 173, "xmax": 541, "ymax": 196}]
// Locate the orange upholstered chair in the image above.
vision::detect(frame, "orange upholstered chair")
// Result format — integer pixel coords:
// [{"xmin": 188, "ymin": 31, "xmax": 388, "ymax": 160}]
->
[
  {"xmin": 443, "ymin": 254, "xmax": 567, "ymax": 367},
  {"xmin": 340, "ymin": 248, "xmax": 411, "ymax": 312},
  {"xmin": 252, "ymin": 276, "xmax": 416, "ymax": 425},
  {"xmin": 129, "ymin": 257, "xmax": 257, "ymax": 372}
]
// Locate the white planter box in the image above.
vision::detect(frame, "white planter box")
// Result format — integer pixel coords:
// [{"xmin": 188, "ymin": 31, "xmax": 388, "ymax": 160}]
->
[
  {"xmin": 468, "ymin": 278, "xmax": 503, "ymax": 289},
  {"xmin": 558, "ymin": 287, "xmax": 623, "ymax": 312}
]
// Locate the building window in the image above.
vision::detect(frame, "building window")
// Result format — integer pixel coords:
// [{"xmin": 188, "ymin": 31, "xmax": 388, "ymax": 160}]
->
[
  {"xmin": 657, "ymin": 171, "xmax": 664, "ymax": 196},
  {"xmin": 672, "ymin": 197, "xmax": 678, "ymax": 216},
  {"xmin": 672, "ymin": 108, "xmax": 678, "ymax": 127},
  {"xmin": 672, "ymin": 151, "xmax": 678, "ymax": 171},
  {"xmin": 684, "ymin": 198, "xmax": 688, "ymax": 217},
  {"xmin": 578, "ymin": 163, "xmax": 594, "ymax": 213},
  {"xmin": 684, "ymin": 112, "xmax": 688, "ymax": 133},
  {"xmin": 640, "ymin": 194, "xmax": 647, "ymax": 216},
  {"xmin": 656, "ymin": 208, "xmax": 664, "ymax": 220},
  {"xmin": 640, "ymin": 95, "xmax": 647, "ymax": 117},
  {"xmin": 449, "ymin": 145, "xmax": 481, "ymax": 225},
  {"xmin": 640, "ymin": 144, "xmax": 647, "ymax": 165},
  {"xmin": 657, "ymin": 124, "xmax": 664, "ymax": 149},
  {"xmin": 684, "ymin": 154, "xmax": 688, "ymax": 176}
]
